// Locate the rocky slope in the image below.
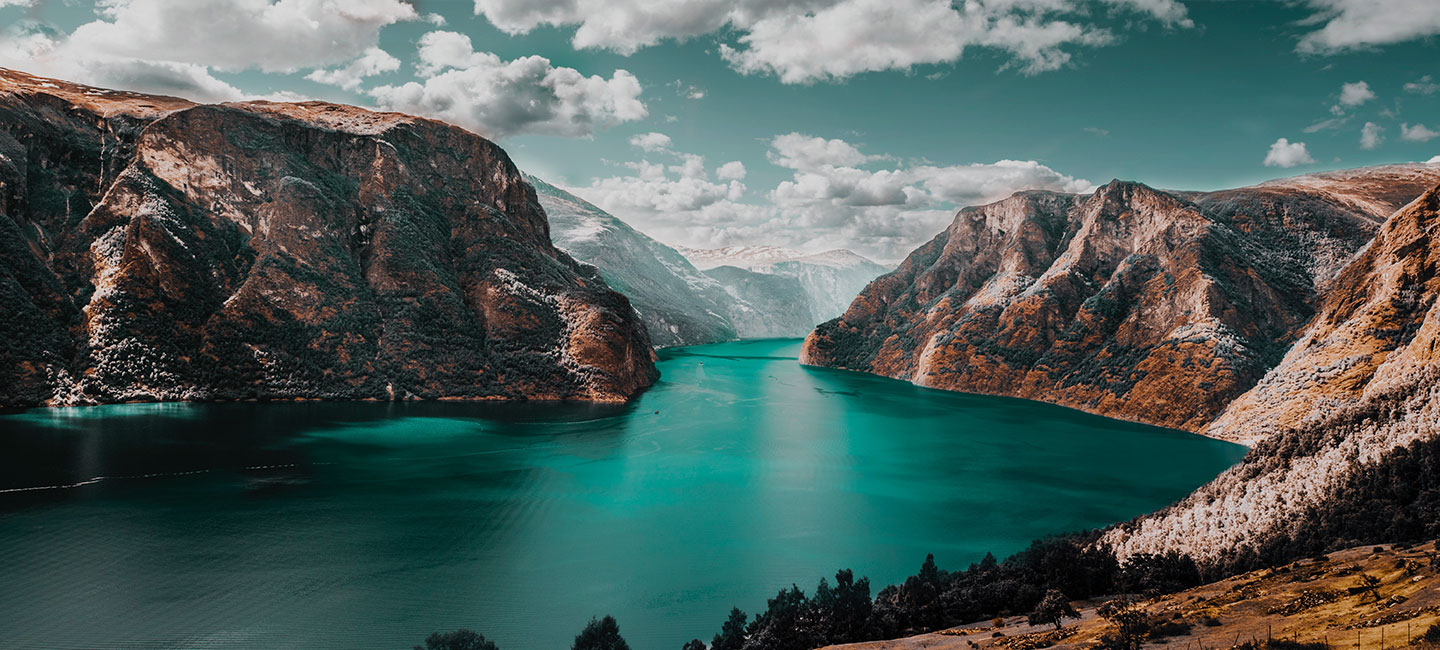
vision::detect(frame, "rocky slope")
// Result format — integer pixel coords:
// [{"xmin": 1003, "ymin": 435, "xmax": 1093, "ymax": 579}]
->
[
  {"xmin": 1105, "ymin": 182, "xmax": 1440, "ymax": 569},
  {"xmin": 801, "ymin": 165, "xmax": 1440, "ymax": 433},
  {"xmin": 680, "ymin": 245, "xmax": 889, "ymax": 322},
  {"xmin": 0, "ymin": 68, "xmax": 657, "ymax": 408},
  {"xmin": 527, "ymin": 175, "xmax": 739, "ymax": 347}
]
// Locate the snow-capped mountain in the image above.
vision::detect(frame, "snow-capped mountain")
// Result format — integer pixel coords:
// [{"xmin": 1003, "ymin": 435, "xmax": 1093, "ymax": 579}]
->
[
  {"xmin": 676, "ymin": 246, "xmax": 891, "ymax": 321},
  {"xmin": 529, "ymin": 176, "xmax": 819, "ymax": 344}
]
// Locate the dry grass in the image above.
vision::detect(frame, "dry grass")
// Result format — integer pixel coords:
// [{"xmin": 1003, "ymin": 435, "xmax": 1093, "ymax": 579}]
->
[{"xmin": 824, "ymin": 542, "xmax": 1440, "ymax": 650}]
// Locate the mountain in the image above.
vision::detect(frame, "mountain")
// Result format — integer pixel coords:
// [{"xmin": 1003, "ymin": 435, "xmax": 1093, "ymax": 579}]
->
[
  {"xmin": 801, "ymin": 164, "xmax": 1440, "ymax": 432},
  {"xmin": 678, "ymin": 245, "xmax": 889, "ymax": 322},
  {"xmin": 1106, "ymin": 182, "xmax": 1440, "ymax": 571},
  {"xmin": 527, "ymin": 178, "xmax": 821, "ymax": 344},
  {"xmin": 0, "ymin": 68, "xmax": 657, "ymax": 407},
  {"xmin": 703, "ymin": 266, "xmax": 816, "ymax": 338},
  {"xmin": 526, "ymin": 175, "xmax": 738, "ymax": 347}
]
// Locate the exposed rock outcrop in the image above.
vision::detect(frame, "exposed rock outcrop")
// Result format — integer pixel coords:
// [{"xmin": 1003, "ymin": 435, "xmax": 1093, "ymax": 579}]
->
[
  {"xmin": 1106, "ymin": 183, "xmax": 1440, "ymax": 569},
  {"xmin": 801, "ymin": 165, "xmax": 1440, "ymax": 433},
  {"xmin": 0, "ymin": 68, "xmax": 657, "ymax": 407}
]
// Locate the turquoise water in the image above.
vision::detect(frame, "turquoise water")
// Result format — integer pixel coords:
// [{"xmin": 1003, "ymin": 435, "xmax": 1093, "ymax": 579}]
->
[{"xmin": 0, "ymin": 339, "xmax": 1246, "ymax": 650}]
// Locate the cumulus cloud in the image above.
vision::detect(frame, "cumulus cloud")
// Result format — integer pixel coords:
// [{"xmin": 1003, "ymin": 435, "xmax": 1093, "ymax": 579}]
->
[
  {"xmin": 1295, "ymin": 0, "xmax": 1440, "ymax": 53},
  {"xmin": 1263, "ymin": 138, "xmax": 1316, "ymax": 168},
  {"xmin": 1337, "ymin": 80, "xmax": 1374, "ymax": 107},
  {"xmin": 578, "ymin": 152, "xmax": 748, "ymax": 219},
  {"xmin": 472, "ymin": 0, "xmax": 1194, "ymax": 83},
  {"xmin": 368, "ymin": 30, "xmax": 647, "ymax": 138},
  {"xmin": 305, "ymin": 47, "xmax": 400, "ymax": 91},
  {"xmin": 0, "ymin": 22, "xmax": 245, "ymax": 102},
  {"xmin": 768, "ymin": 133, "xmax": 878, "ymax": 171},
  {"xmin": 0, "ymin": 0, "xmax": 425, "ymax": 102},
  {"xmin": 574, "ymin": 132, "xmax": 1093, "ymax": 259},
  {"xmin": 1405, "ymin": 75, "xmax": 1440, "ymax": 95},
  {"xmin": 1401, "ymin": 123, "xmax": 1440, "ymax": 142},
  {"xmin": 716, "ymin": 161, "xmax": 747, "ymax": 181},
  {"xmin": 1428, "ymin": 155, "xmax": 1440, "ymax": 164},
  {"xmin": 1360, "ymin": 122, "xmax": 1384, "ymax": 150},
  {"xmin": 629, "ymin": 132, "xmax": 673, "ymax": 152},
  {"xmin": 68, "ymin": 0, "xmax": 419, "ymax": 72}
]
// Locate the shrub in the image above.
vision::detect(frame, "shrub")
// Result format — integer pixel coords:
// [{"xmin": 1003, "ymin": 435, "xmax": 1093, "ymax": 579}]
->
[{"xmin": 415, "ymin": 630, "xmax": 499, "ymax": 650}]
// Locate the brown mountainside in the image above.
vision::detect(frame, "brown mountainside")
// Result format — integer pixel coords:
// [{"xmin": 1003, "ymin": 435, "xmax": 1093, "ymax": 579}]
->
[
  {"xmin": 0, "ymin": 68, "xmax": 657, "ymax": 407},
  {"xmin": 801, "ymin": 166, "xmax": 1440, "ymax": 433},
  {"xmin": 1107, "ymin": 183, "xmax": 1440, "ymax": 567}
]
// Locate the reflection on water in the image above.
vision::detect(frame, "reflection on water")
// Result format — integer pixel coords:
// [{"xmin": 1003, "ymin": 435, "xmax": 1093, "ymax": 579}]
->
[{"xmin": 0, "ymin": 339, "xmax": 1247, "ymax": 650}]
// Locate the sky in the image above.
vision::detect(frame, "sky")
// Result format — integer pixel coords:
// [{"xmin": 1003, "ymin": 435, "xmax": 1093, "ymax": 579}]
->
[{"xmin": 1, "ymin": 0, "xmax": 1438, "ymax": 262}]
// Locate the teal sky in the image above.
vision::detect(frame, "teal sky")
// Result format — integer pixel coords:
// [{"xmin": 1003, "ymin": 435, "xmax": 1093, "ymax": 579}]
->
[{"xmin": 1, "ymin": 0, "xmax": 1437, "ymax": 260}]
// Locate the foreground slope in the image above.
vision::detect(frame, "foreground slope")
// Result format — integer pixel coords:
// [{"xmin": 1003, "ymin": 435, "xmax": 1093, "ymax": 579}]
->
[
  {"xmin": 826, "ymin": 542, "xmax": 1440, "ymax": 650},
  {"xmin": 0, "ymin": 68, "xmax": 657, "ymax": 407},
  {"xmin": 802, "ymin": 166, "xmax": 1440, "ymax": 433},
  {"xmin": 1106, "ymin": 183, "xmax": 1440, "ymax": 570}
]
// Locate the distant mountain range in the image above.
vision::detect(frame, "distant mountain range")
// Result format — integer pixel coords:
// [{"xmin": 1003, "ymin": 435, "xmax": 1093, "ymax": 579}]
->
[
  {"xmin": 531, "ymin": 179, "xmax": 887, "ymax": 344},
  {"xmin": 675, "ymin": 244, "xmax": 891, "ymax": 322}
]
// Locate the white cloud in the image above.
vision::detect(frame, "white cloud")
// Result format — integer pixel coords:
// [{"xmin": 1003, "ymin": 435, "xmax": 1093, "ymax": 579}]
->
[
  {"xmin": 1296, "ymin": 0, "xmax": 1440, "ymax": 53},
  {"xmin": 568, "ymin": 133, "xmax": 1093, "ymax": 260},
  {"xmin": 768, "ymin": 133, "xmax": 878, "ymax": 171},
  {"xmin": 579, "ymin": 155, "xmax": 747, "ymax": 216},
  {"xmin": 68, "ymin": 0, "xmax": 419, "ymax": 72},
  {"xmin": 304, "ymin": 47, "xmax": 400, "ymax": 91},
  {"xmin": 1337, "ymin": 80, "xmax": 1374, "ymax": 106},
  {"xmin": 0, "ymin": 0, "xmax": 421, "ymax": 103},
  {"xmin": 472, "ymin": 0, "xmax": 1193, "ymax": 83},
  {"xmin": 716, "ymin": 161, "xmax": 747, "ymax": 181},
  {"xmin": 721, "ymin": 0, "xmax": 1120, "ymax": 83},
  {"xmin": 1428, "ymin": 155, "xmax": 1440, "ymax": 164},
  {"xmin": 1401, "ymin": 123, "xmax": 1440, "ymax": 142},
  {"xmin": 629, "ymin": 132, "xmax": 673, "ymax": 152},
  {"xmin": 1304, "ymin": 116, "xmax": 1349, "ymax": 133},
  {"xmin": 668, "ymin": 80, "xmax": 706, "ymax": 99},
  {"xmin": 0, "ymin": 0, "xmax": 35, "ymax": 6},
  {"xmin": 1405, "ymin": 75, "xmax": 1440, "ymax": 95},
  {"xmin": 1360, "ymin": 121, "xmax": 1384, "ymax": 149},
  {"xmin": 0, "ymin": 23, "xmax": 245, "ymax": 102},
  {"xmin": 1263, "ymin": 138, "xmax": 1316, "ymax": 168},
  {"xmin": 368, "ymin": 31, "xmax": 647, "ymax": 138}
]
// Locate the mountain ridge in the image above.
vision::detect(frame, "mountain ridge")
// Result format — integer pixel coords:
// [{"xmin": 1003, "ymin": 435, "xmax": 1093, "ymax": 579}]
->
[
  {"xmin": 0, "ymin": 68, "xmax": 658, "ymax": 407},
  {"xmin": 801, "ymin": 163, "xmax": 1440, "ymax": 436}
]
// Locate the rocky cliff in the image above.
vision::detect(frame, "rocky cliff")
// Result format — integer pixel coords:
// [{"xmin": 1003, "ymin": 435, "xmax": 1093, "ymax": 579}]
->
[
  {"xmin": 801, "ymin": 165, "xmax": 1440, "ymax": 432},
  {"xmin": 1106, "ymin": 182, "xmax": 1440, "ymax": 570},
  {"xmin": 0, "ymin": 68, "xmax": 657, "ymax": 407}
]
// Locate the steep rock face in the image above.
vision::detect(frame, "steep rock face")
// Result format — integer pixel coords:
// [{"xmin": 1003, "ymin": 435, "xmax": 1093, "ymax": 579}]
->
[
  {"xmin": 703, "ymin": 265, "xmax": 816, "ymax": 338},
  {"xmin": 680, "ymin": 245, "xmax": 889, "ymax": 322},
  {"xmin": 801, "ymin": 166, "xmax": 1440, "ymax": 432},
  {"xmin": 0, "ymin": 69, "xmax": 657, "ymax": 407},
  {"xmin": 1106, "ymin": 184, "xmax": 1440, "ymax": 569},
  {"xmin": 527, "ymin": 175, "xmax": 738, "ymax": 347}
]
